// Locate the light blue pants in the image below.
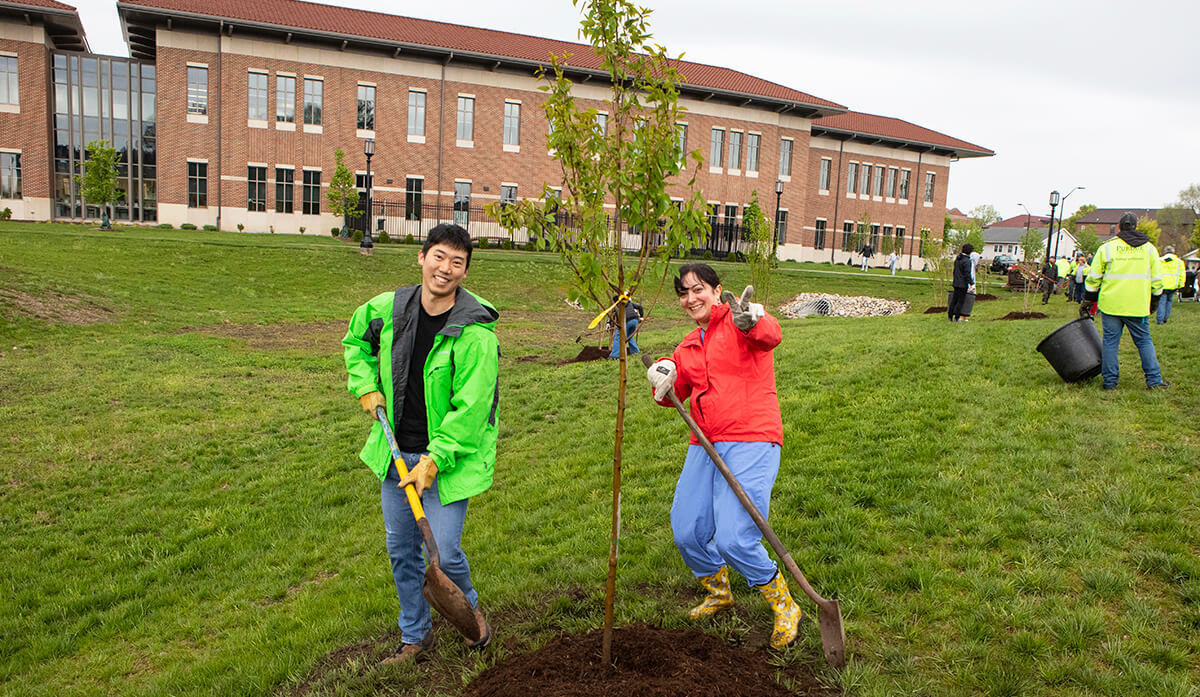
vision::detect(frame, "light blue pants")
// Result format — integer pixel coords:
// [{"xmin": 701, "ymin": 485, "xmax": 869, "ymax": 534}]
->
[
  {"xmin": 1156, "ymin": 289, "xmax": 1175, "ymax": 324},
  {"xmin": 609, "ymin": 318, "xmax": 640, "ymax": 358},
  {"xmin": 1100, "ymin": 312, "xmax": 1163, "ymax": 389},
  {"xmin": 671, "ymin": 441, "xmax": 780, "ymax": 587},
  {"xmin": 381, "ymin": 451, "xmax": 477, "ymax": 643}
]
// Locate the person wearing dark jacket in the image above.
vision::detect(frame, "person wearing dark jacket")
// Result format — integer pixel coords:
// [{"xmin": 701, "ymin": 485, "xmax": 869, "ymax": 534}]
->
[
  {"xmin": 948, "ymin": 244, "xmax": 975, "ymax": 322},
  {"xmin": 608, "ymin": 296, "xmax": 643, "ymax": 358}
]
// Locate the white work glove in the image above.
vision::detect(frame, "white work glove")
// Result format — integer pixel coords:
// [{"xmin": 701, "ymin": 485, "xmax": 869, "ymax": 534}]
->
[
  {"xmin": 722, "ymin": 286, "xmax": 765, "ymax": 331},
  {"xmin": 646, "ymin": 359, "xmax": 677, "ymax": 401},
  {"xmin": 967, "ymin": 283, "xmax": 976, "ymax": 294}
]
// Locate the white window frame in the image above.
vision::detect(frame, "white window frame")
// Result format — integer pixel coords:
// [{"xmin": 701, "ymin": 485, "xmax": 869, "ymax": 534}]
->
[
  {"xmin": 0, "ymin": 52, "xmax": 20, "ymax": 112},
  {"xmin": 503, "ymin": 99, "xmax": 521, "ymax": 152},
  {"xmin": 247, "ymin": 70, "xmax": 268, "ymax": 127},
  {"xmin": 778, "ymin": 137, "xmax": 793, "ymax": 181},
  {"xmin": 456, "ymin": 94, "xmax": 475, "ymax": 148},
  {"xmin": 846, "ymin": 161, "xmax": 858, "ymax": 198},
  {"xmin": 818, "ymin": 157, "xmax": 832, "ymax": 194},
  {"xmin": 408, "ymin": 88, "xmax": 426, "ymax": 142},
  {"xmin": 709, "ymin": 128, "xmax": 725, "ymax": 173}
]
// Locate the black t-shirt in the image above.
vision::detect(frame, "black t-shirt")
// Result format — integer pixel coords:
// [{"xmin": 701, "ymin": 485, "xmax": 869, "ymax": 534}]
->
[{"xmin": 395, "ymin": 304, "xmax": 451, "ymax": 451}]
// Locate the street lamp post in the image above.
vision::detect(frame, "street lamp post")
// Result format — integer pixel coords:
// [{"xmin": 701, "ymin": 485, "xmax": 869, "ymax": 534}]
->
[
  {"xmin": 363, "ymin": 138, "xmax": 375, "ymax": 239},
  {"xmin": 1052, "ymin": 186, "xmax": 1085, "ymax": 259},
  {"xmin": 774, "ymin": 179, "xmax": 784, "ymax": 248},
  {"xmin": 1044, "ymin": 190, "xmax": 1060, "ymax": 267}
]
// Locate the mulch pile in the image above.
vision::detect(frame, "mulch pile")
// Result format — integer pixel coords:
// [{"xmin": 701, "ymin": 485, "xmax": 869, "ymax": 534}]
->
[
  {"xmin": 923, "ymin": 306, "xmax": 947, "ymax": 314},
  {"xmin": 975, "ymin": 293, "xmax": 999, "ymax": 301},
  {"xmin": 461, "ymin": 623, "xmax": 836, "ymax": 697},
  {"xmin": 996, "ymin": 311, "xmax": 1048, "ymax": 320}
]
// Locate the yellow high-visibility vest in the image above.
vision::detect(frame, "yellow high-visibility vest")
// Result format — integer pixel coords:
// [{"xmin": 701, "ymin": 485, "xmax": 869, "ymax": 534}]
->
[
  {"xmin": 1158, "ymin": 254, "xmax": 1185, "ymax": 290},
  {"xmin": 1085, "ymin": 238, "xmax": 1163, "ymax": 316}
]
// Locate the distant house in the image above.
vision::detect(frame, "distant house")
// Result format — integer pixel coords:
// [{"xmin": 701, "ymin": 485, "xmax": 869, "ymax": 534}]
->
[
  {"xmin": 946, "ymin": 207, "xmax": 970, "ymax": 227},
  {"xmin": 981, "ymin": 215, "xmax": 1059, "ymax": 261},
  {"xmin": 1075, "ymin": 208, "xmax": 1198, "ymax": 243}
]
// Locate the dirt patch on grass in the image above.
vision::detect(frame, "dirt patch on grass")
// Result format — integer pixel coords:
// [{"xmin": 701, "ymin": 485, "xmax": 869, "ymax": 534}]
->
[
  {"xmin": 559, "ymin": 345, "xmax": 610, "ymax": 365},
  {"xmin": 924, "ymin": 306, "xmax": 947, "ymax": 314},
  {"xmin": 177, "ymin": 320, "xmax": 346, "ymax": 352},
  {"xmin": 975, "ymin": 293, "xmax": 999, "ymax": 301},
  {"xmin": 0, "ymin": 287, "xmax": 117, "ymax": 324},
  {"xmin": 462, "ymin": 623, "xmax": 837, "ymax": 697},
  {"xmin": 995, "ymin": 312, "xmax": 1049, "ymax": 320}
]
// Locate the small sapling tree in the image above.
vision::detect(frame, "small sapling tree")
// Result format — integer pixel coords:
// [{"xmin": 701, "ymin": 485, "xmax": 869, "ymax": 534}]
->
[
  {"xmin": 78, "ymin": 140, "xmax": 123, "ymax": 230},
  {"xmin": 743, "ymin": 191, "xmax": 773, "ymax": 305},
  {"xmin": 488, "ymin": 0, "xmax": 708, "ymax": 665},
  {"xmin": 326, "ymin": 148, "xmax": 360, "ymax": 237}
]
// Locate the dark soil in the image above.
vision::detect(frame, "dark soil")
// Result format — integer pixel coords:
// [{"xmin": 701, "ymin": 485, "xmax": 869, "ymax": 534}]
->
[
  {"xmin": 924, "ymin": 306, "xmax": 947, "ymax": 314},
  {"xmin": 461, "ymin": 623, "xmax": 837, "ymax": 697},
  {"xmin": 996, "ymin": 311, "xmax": 1048, "ymax": 320},
  {"xmin": 559, "ymin": 345, "xmax": 610, "ymax": 365},
  {"xmin": 975, "ymin": 293, "xmax": 999, "ymax": 301}
]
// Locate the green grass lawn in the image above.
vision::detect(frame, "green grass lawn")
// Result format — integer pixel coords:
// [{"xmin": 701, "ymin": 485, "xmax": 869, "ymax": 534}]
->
[{"xmin": 2, "ymin": 222, "xmax": 1198, "ymax": 697}]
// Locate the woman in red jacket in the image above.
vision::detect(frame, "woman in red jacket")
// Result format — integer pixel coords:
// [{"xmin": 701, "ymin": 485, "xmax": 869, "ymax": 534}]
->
[{"xmin": 645, "ymin": 263, "xmax": 801, "ymax": 649}]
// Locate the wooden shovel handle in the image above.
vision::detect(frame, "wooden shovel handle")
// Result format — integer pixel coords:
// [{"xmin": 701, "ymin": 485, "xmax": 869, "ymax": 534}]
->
[{"xmin": 375, "ymin": 406, "xmax": 442, "ymax": 567}]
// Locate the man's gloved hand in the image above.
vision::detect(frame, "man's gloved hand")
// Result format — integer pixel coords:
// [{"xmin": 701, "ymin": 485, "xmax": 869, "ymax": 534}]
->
[
  {"xmin": 360, "ymin": 390, "xmax": 386, "ymax": 415},
  {"xmin": 646, "ymin": 359, "xmax": 677, "ymax": 402},
  {"xmin": 1079, "ymin": 301, "xmax": 1098, "ymax": 319},
  {"xmin": 1150, "ymin": 294, "xmax": 1161, "ymax": 313},
  {"xmin": 721, "ymin": 286, "xmax": 765, "ymax": 331},
  {"xmin": 398, "ymin": 455, "xmax": 438, "ymax": 498},
  {"xmin": 967, "ymin": 283, "xmax": 976, "ymax": 294}
]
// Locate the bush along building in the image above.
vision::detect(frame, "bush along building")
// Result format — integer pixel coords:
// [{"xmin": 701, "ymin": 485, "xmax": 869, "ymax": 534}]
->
[{"xmin": 0, "ymin": 0, "xmax": 992, "ymax": 267}]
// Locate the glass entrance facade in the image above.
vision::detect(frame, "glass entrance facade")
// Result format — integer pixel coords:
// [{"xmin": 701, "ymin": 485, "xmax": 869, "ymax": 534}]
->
[{"xmin": 51, "ymin": 53, "xmax": 157, "ymax": 221}]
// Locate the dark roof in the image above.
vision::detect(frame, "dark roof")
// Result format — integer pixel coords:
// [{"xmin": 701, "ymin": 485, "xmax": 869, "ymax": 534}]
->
[
  {"xmin": 0, "ymin": 0, "xmax": 87, "ymax": 51},
  {"xmin": 811, "ymin": 110, "xmax": 993, "ymax": 159},
  {"xmin": 1075, "ymin": 208, "xmax": 1198, "ymax": 226},
  {"xmin": 117, "ymin": 0, "xmax": 846, "ymax": 117},
  {"xmin": 987, "ymin": 214, "xmax": 1050, "ymax": 229}
]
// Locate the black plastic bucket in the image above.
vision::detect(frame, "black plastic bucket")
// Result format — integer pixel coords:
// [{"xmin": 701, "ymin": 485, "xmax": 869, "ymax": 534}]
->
[
  {"xmin": 947, "ymin": 290, "xmax": 976, "ymax": 317},
  {"xmin": 1036, "ymin": 318, "xmax": 1102, "ymax": 382}
]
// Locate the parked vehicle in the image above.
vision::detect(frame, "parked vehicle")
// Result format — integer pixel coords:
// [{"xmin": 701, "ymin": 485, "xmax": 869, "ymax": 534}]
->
[{"xmin": 990, "ymin": 254, "xmax": 1019, "ymax": 273}]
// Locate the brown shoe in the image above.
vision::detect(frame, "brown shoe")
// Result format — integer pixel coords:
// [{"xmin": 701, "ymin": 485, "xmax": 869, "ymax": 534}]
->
[
  {"xmin": 381, "ymin": 633, "xmax": 435, "ymax": 665},
  {"xmin": 466, "ymin": 608, "xmax": 492, "ymax": 650}
]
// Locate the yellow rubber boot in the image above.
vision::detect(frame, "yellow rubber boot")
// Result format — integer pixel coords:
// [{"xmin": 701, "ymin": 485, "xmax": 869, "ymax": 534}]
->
[
  {"xmin": 688, "ymin": 566, "xmax": 734, "ymax": 619},
  {"xmin": 758, "ymin": 570, "xmax": 802, "ymax": 649}
]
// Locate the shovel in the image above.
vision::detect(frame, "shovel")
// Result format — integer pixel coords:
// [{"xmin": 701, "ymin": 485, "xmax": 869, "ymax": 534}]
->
[
  {"xmin": 641, "ymin": 354, "xmax": 846, "ymax": 668},
  {"xmin": 375, "ymin": 406, "xmax": 483, "ymax": 643}
]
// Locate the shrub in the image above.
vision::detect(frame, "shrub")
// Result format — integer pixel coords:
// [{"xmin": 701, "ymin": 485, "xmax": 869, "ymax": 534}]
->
[
  {"xmin": 156, "ymin": 223, "xmax": 173, "ymax": 229},
  {"xmin": 202, "ymin": 224, "xmax": 218, "ymax": 231},
  {"xmin": 0, "ymin": 207, "xmax": 11, "ymax": 220},
  {"xmin": 404, "ymin": 234, "xmax": 415, "ymax": 245},
  {"xmin": 703, "ymin": 250, "xmax": 714, "ymax": 260},
  {"xmin": 330, "ymin": 227, "xmax": 339, "ymax": 236},
  {"xmin": 236, "ymin": 223, "xmax": 245, "ymax": 232},
  {"xmin": 299, "ymin": 226, "xmax": 306, "ymax": 235},
  {"xmin": 525, "ymin": 240, "xmax": 539, "ymax": 251},
  {"xmin": 478, "ymin": 237, "xmax": 490, "ymax": 249},
  {"xmin": 180, "ymin": 223, "xmax": 197, "ymax": 230},
  {"xmin": 502, "ymin": 239, "xmax": 514, "ymax": 250},
  {"xmin": 378, "ymin": 230, "xmax": 390, "ymax": 244},
  {"xmin": 352, "ymin": 228, "xmax": 363, "ymax": 242}
]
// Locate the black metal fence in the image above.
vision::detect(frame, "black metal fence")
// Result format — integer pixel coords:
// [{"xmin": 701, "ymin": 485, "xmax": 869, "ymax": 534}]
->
[{"xmin": 351, "ymin": 198, "xmax": 749, "ymax": 258}]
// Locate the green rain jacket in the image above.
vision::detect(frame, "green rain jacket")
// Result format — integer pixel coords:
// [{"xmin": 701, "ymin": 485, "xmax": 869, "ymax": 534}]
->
[{"xmin": 343, "ymin": 286, "xmax": 500, "ymax": 505}]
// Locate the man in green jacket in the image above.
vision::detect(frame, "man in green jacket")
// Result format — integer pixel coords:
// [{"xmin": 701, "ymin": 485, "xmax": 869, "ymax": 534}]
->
[{"xmin": 343, "ymin": 223, "xmax": 500, "ymax": 664}]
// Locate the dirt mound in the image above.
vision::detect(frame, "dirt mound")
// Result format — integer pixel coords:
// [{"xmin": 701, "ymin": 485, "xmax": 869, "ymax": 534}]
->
[
  {"xmin": 996, "ymin": 311, "xmax": 1048, "ymax": 320},
  {"xmin": 975, "ymin": 293, "xmax": 999, "ymax": 301},
  {"xmin": 924, "ymin": 306, "xmax": 947, "ymax": 314},
  {"xmin": 559, "ymin": 345, "xmax": 609, "ymax": 365},
  {"xmin": 462, "ymin": 623, "xmax": 836, "ymax": 697},
  {"xmin": 0, "ymin": 287, "xmax": 116, "ymax": 324}
]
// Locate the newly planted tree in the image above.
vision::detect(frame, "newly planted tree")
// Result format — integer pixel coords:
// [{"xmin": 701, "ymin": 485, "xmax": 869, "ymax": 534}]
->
[
  {"xmin": 488, "ymin": 0, "xmax": 707, "ymax": 664},
  {"xmin": 743, "ymin": 191, "xmax": 773, "ymax": 305},
  {"xmin": 326, "ymin": 148, "xmax": 360, "ymax": 237},
  {"xmin": 78, "ymin": 140, "xmax": 123, "ymax": 230}
]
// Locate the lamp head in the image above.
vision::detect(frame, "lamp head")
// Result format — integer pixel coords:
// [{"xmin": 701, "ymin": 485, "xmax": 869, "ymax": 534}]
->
[{"xmin": 363, "ymin": 138, "xmax": 375, "ymax": 157}]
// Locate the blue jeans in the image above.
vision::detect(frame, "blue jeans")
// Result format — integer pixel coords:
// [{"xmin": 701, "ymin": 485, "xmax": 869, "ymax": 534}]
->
[
  {"xmin": 1156, "ymin": 289, "xmax": 1175, "ymax": 324},
  {"xmin": 1100, "ymin": 312, "xmax": 1163, "ymax": 389},
  {"xmin": 671, "ymin": 441, "xmax": 780, "ymax": 587},
  {"xmin": 608, "ymin": 318, "xmax": 640, "ymax": 358},
  {"xmin": 381, "ymin": 451, "xmax": 477, "ymax": 643}
]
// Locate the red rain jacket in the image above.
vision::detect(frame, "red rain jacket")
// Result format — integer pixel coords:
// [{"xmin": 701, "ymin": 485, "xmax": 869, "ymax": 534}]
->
[{"xmin": 654, "ymin": 302, "xmax": 783, "ymax": 445}]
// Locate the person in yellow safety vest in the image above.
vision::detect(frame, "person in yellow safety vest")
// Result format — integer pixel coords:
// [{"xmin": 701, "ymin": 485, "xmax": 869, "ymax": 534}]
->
[
  {"xmin": 1082, "ymin": 212, "xmax": 1167, "ymax": 390},
  {"xmin": 1063, "ymin": 256, "xmax": 1078, "ymax": 303},
  {"xmin": 1056, "ymin": 256, "xmax": 1072, "ymax": 296},
  {"xmin": 1156, "ymin": 246, "xmax": 1185, "ymax": 324},
  {"xmin": 1072, "ymin": 252, "xmax": 1089, "ymax": 303}
]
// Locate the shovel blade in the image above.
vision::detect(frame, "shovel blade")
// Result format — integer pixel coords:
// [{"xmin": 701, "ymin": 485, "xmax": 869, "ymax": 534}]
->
[
  {"xmin": 817, "ymin": 599, "xmax": 846, "ymax": 668},
  {"xmin": 423, "ymin": 564, "xmax": 482, "ymax": 642}
]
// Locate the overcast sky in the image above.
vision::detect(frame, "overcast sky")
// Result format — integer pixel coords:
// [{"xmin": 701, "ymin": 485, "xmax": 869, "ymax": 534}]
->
[{"xmin": 73, "ymin": 0, "xmax": 1200, "ymax": 220}]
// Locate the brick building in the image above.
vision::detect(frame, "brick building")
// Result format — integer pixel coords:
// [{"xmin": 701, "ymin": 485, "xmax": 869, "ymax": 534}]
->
[{"xmin": 1, "ymin": 0, "xmax": 992, "ymax": 266}]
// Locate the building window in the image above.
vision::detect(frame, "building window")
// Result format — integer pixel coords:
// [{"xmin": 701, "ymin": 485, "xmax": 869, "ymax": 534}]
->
[
  {"xmin": 775, "ymin": 210, "xmax": 788, "ymax": 243},
  {"xmin": 453, "ymin": 181, "xmax": 470, "ymax": 226},
  {"xmin": 846, "ymin": 162, "xmax": 858, "ymax": 194},
  {"xmin": 724, "ymin": 204, "xmax": 738, "ymax": 228},
  {"xmin": 303, "ymin": 78, "xmax": 322, "ymax": 125},
  {"xmin": 819, "ymin": 157, "xmax": 832, "ymax": 191},
  {"xmin": 596, "ymin": 112, "xmax": 608, "ymax": 136},
  {"xmin": 500, "ymin": 184, "xmax": 517, "ymax": 207},
  {"xmin": 924, "ymin": 172, "xmax": 936, "ymax": 203},
  {"xmin": 677, "ymin": 123, "xmax": 689, "ymax": 167},
  {"xmin": 895, "ymin": 226, "xmax": 905, "ymax": 251},
  {"xmin": 187, "ymin": 66, "xmax": 207, "ymax": 115},
  {"xmin": 814, "ymin": 218, "xmax": 826, "ymax": 250},
  {"xmin": 899, "ymin": 169, "xmax": 911, "ymax": 199},
  {"xmin": 405, "ymin": 177, "xmax": 423, "ymax": 220},
  {"xmin": 873, "ymin": 166, "xmax": 884, "ymax": 197},
  {"xmin": 503, "ymin": 101, "xmax": 520, "ymax": 146},
  {"xmin": 408, "ymin": 90, "xmax": 425, "ymax": 136},
  {"xmin": 247, "ymin": 165, "xmax": 265, "ymax": 212},
  {"xmin": 275, "ymin": 167, "xmax": 294, "ymax": 213},
  {"xmin": 302, "ymin": 170, "xmax": 320, "ymax": 215},
  {"xmin": 276, "ymin": 75, "xmax": 295, "ymax": 123},
  {"xmin": 886, "ymin": 167, "xmax": 898, "ymax": 198},
  {"xmin": 357, "ymin": 84, "xmax": 375, "ymax": 130},
  {"xmin": 870, "ymin": 223, "xmax": 880, "ymax": 249},
  {"xmin": 187, "ymin": 161, "xmax": 207, "ymax": 208},
  {"xmin": 860, "ymin": 164, "xmax": 871, "ymax": 196},
  {"xmin": 710, "ymin": 128, "xmax": 724, "ymax": 168},
  {"xmin": 0, "ymin": 152, "xmax": 20, "ymax": 199},
  {"xmin": 745, "ymin": 133, "xmax": 760, "ymax": 173},
  {"xmin": 355, "ymin": 173, "xmax": 373, "ymax": 190},
  {"xmin": 882, "ymin": 225, "xmax": 893, "ymax": 244},
  {"xmin": 248, "ymin": 72, "xmax": 268, "ymax": 121},
  {"xmin": 0, "ymin": 55, "xmax": 17, "ymax": 106},
  {"xmin": 779, "ymin": 138, "xmax": 793, "ymax": 177},
  {"xmin": 842, "ymin": 221, "xmax": 854, "ymax": 251},
  {"xmin": 456, "ymin": 96, "xmax": 474, "ymax": 142},
  {"xmin": 727, "ymin": 131, "xmax": 742, "ymax": 170}
]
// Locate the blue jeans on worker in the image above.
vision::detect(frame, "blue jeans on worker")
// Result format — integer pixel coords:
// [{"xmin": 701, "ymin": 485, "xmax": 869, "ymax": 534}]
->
[
  {"xmin": 609, "ymin": 318, "xmax": 640, "ymax": 358},
  {"xmin": 1100, "ymin": 312, "xmax": 1164, "ymax": 389},
  {"xmin": 381, "ymin": 450, "xmax": 476, "ymax": 643},
  {"xmin": 1156, "ymin": 289, "xmax": 1175, "ymax": 324},
  {"xmin": 671, "ymin": 441, "xmax": 780, "ymax": 587}
]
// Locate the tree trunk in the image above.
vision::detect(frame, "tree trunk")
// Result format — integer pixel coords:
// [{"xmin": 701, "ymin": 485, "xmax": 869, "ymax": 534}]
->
[{"xmin": 601, "ymin": 302, "xmax": 628, "ymax": 666}]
